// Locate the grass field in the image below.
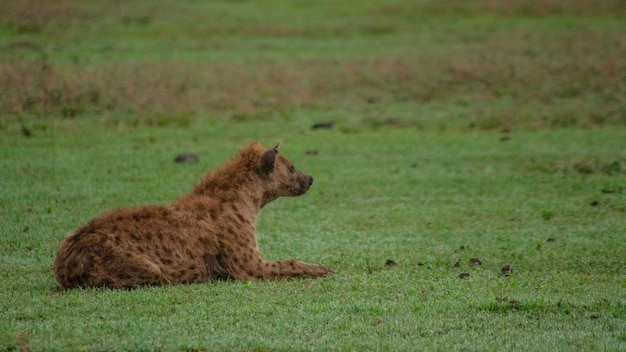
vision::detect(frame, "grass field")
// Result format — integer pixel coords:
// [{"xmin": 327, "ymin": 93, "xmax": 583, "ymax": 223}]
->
[{"xmin": 1, "ymin": 0, "xmax": 625, "ymax": 351}]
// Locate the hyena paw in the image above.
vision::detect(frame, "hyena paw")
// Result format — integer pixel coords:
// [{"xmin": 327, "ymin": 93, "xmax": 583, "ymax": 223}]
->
[{"xmin": 310, "ymin": 264, "xmax": 335, "ymax": 277}]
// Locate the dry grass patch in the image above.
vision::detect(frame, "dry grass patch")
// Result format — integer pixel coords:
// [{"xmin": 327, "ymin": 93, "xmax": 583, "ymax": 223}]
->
[
  {"xmin": 379, "ymin": 0, "xmax": 626, "ymax": 17},
  {"xmin": 1, "ymin": 0, "xmax": 625, "ymax": 132},
  {"xmin": 2, "ymin": 29, "xmax": 625, "ymax": 130}
]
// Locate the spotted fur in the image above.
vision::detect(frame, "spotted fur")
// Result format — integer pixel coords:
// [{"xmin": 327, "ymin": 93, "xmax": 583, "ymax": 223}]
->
[{"xmin": 53, "ymin": 142, "xmax": 334, "ymax": 289}]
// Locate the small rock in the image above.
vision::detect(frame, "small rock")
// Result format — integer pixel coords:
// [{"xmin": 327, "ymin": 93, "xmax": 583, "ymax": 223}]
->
[
  {"xmin": 600, "ymin": 188, "xmax": 618, "ymax": 194},
  {"xmin": 501, "ymin": 265, "xmax": 514, "ymax": 277},
  {"xmin": 590, "ymin": 200, "xmax": 599, "ymax": 207},
  {"xmin": 385, "ymin": 259, "xmax": 397, "ymax": 267},
  {"xmin": 469, "ymin": 258, "xmax": 482, "ymax": 266},
  {"xmin": 311, "ymin": 122, "xmax": 334, "ymax": 130},
  {"xmin": 21, "ymin": 125, "xmax": 32, "ymax": 137},
  {"xmin": 175, "ymin": 153, "xmax": 199, "ymax": 164}
]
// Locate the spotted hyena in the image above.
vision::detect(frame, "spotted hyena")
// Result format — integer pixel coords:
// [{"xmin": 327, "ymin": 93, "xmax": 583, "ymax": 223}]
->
[{"xmin": 53, "ymin": 142, "xmax": 334, "ymax": 289}]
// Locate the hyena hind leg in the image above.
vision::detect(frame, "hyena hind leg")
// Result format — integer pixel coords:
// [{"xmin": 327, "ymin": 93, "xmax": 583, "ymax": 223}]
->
[{"xmin": 87, "ymin": 251, "xmax": 169, "ymax": 289}]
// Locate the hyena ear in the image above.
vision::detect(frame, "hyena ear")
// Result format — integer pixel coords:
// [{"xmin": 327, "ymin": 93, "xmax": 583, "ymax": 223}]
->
[{"xmin": 261, "ymin": 144, "xmax": 280, "ymax": 175}]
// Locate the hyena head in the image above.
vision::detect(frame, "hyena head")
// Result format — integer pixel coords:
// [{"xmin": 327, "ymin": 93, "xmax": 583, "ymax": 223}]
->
[{"xmin": 255, "ymin": 142, "xmax": 313, "ymax": 205}]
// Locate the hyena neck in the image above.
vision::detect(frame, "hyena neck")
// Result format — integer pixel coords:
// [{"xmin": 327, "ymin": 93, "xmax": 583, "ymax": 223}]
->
[
  {"xmin": 260, "ymin": 192, "xmax": 280, "ymax": 209},
  {"xmin": 190, "ymin": 150, "xmax": 273, "ymax": 216},
  {"xmin": 192, "ymin": 173, "xmax": 265, "ymax": 214}
]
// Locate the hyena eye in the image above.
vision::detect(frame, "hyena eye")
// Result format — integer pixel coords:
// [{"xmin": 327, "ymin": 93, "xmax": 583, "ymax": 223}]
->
[{"xmin": 288, "ymin": 165, "xmax": 296, "ymax": 174}]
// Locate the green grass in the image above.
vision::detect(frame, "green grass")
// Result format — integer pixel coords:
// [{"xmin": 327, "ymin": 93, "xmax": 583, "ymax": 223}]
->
[{"xmin": 1, "ymin": 0, "xmax": 626, "ymax": 351}]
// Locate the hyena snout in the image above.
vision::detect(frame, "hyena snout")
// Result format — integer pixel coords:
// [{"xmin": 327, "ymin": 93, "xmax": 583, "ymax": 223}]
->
[{"xmin": 294, "ymin": 173, "xmax": 313, "ymax": 195}]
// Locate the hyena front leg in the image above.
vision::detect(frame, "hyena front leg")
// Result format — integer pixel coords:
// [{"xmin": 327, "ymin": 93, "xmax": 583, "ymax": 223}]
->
[
  {"xmin": 223, "ymin": 243, "xmax": 334, "ymax": 281},
  {"xmin": 228, "ymin": 258, "xmax": 334, "ymax": 281}
]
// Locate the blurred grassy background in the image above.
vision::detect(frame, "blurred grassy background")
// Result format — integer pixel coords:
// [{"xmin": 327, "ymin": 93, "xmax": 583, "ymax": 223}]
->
[{"xmin": 1, "ymin": 0, "xmax": 625, "ymax": 133}]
